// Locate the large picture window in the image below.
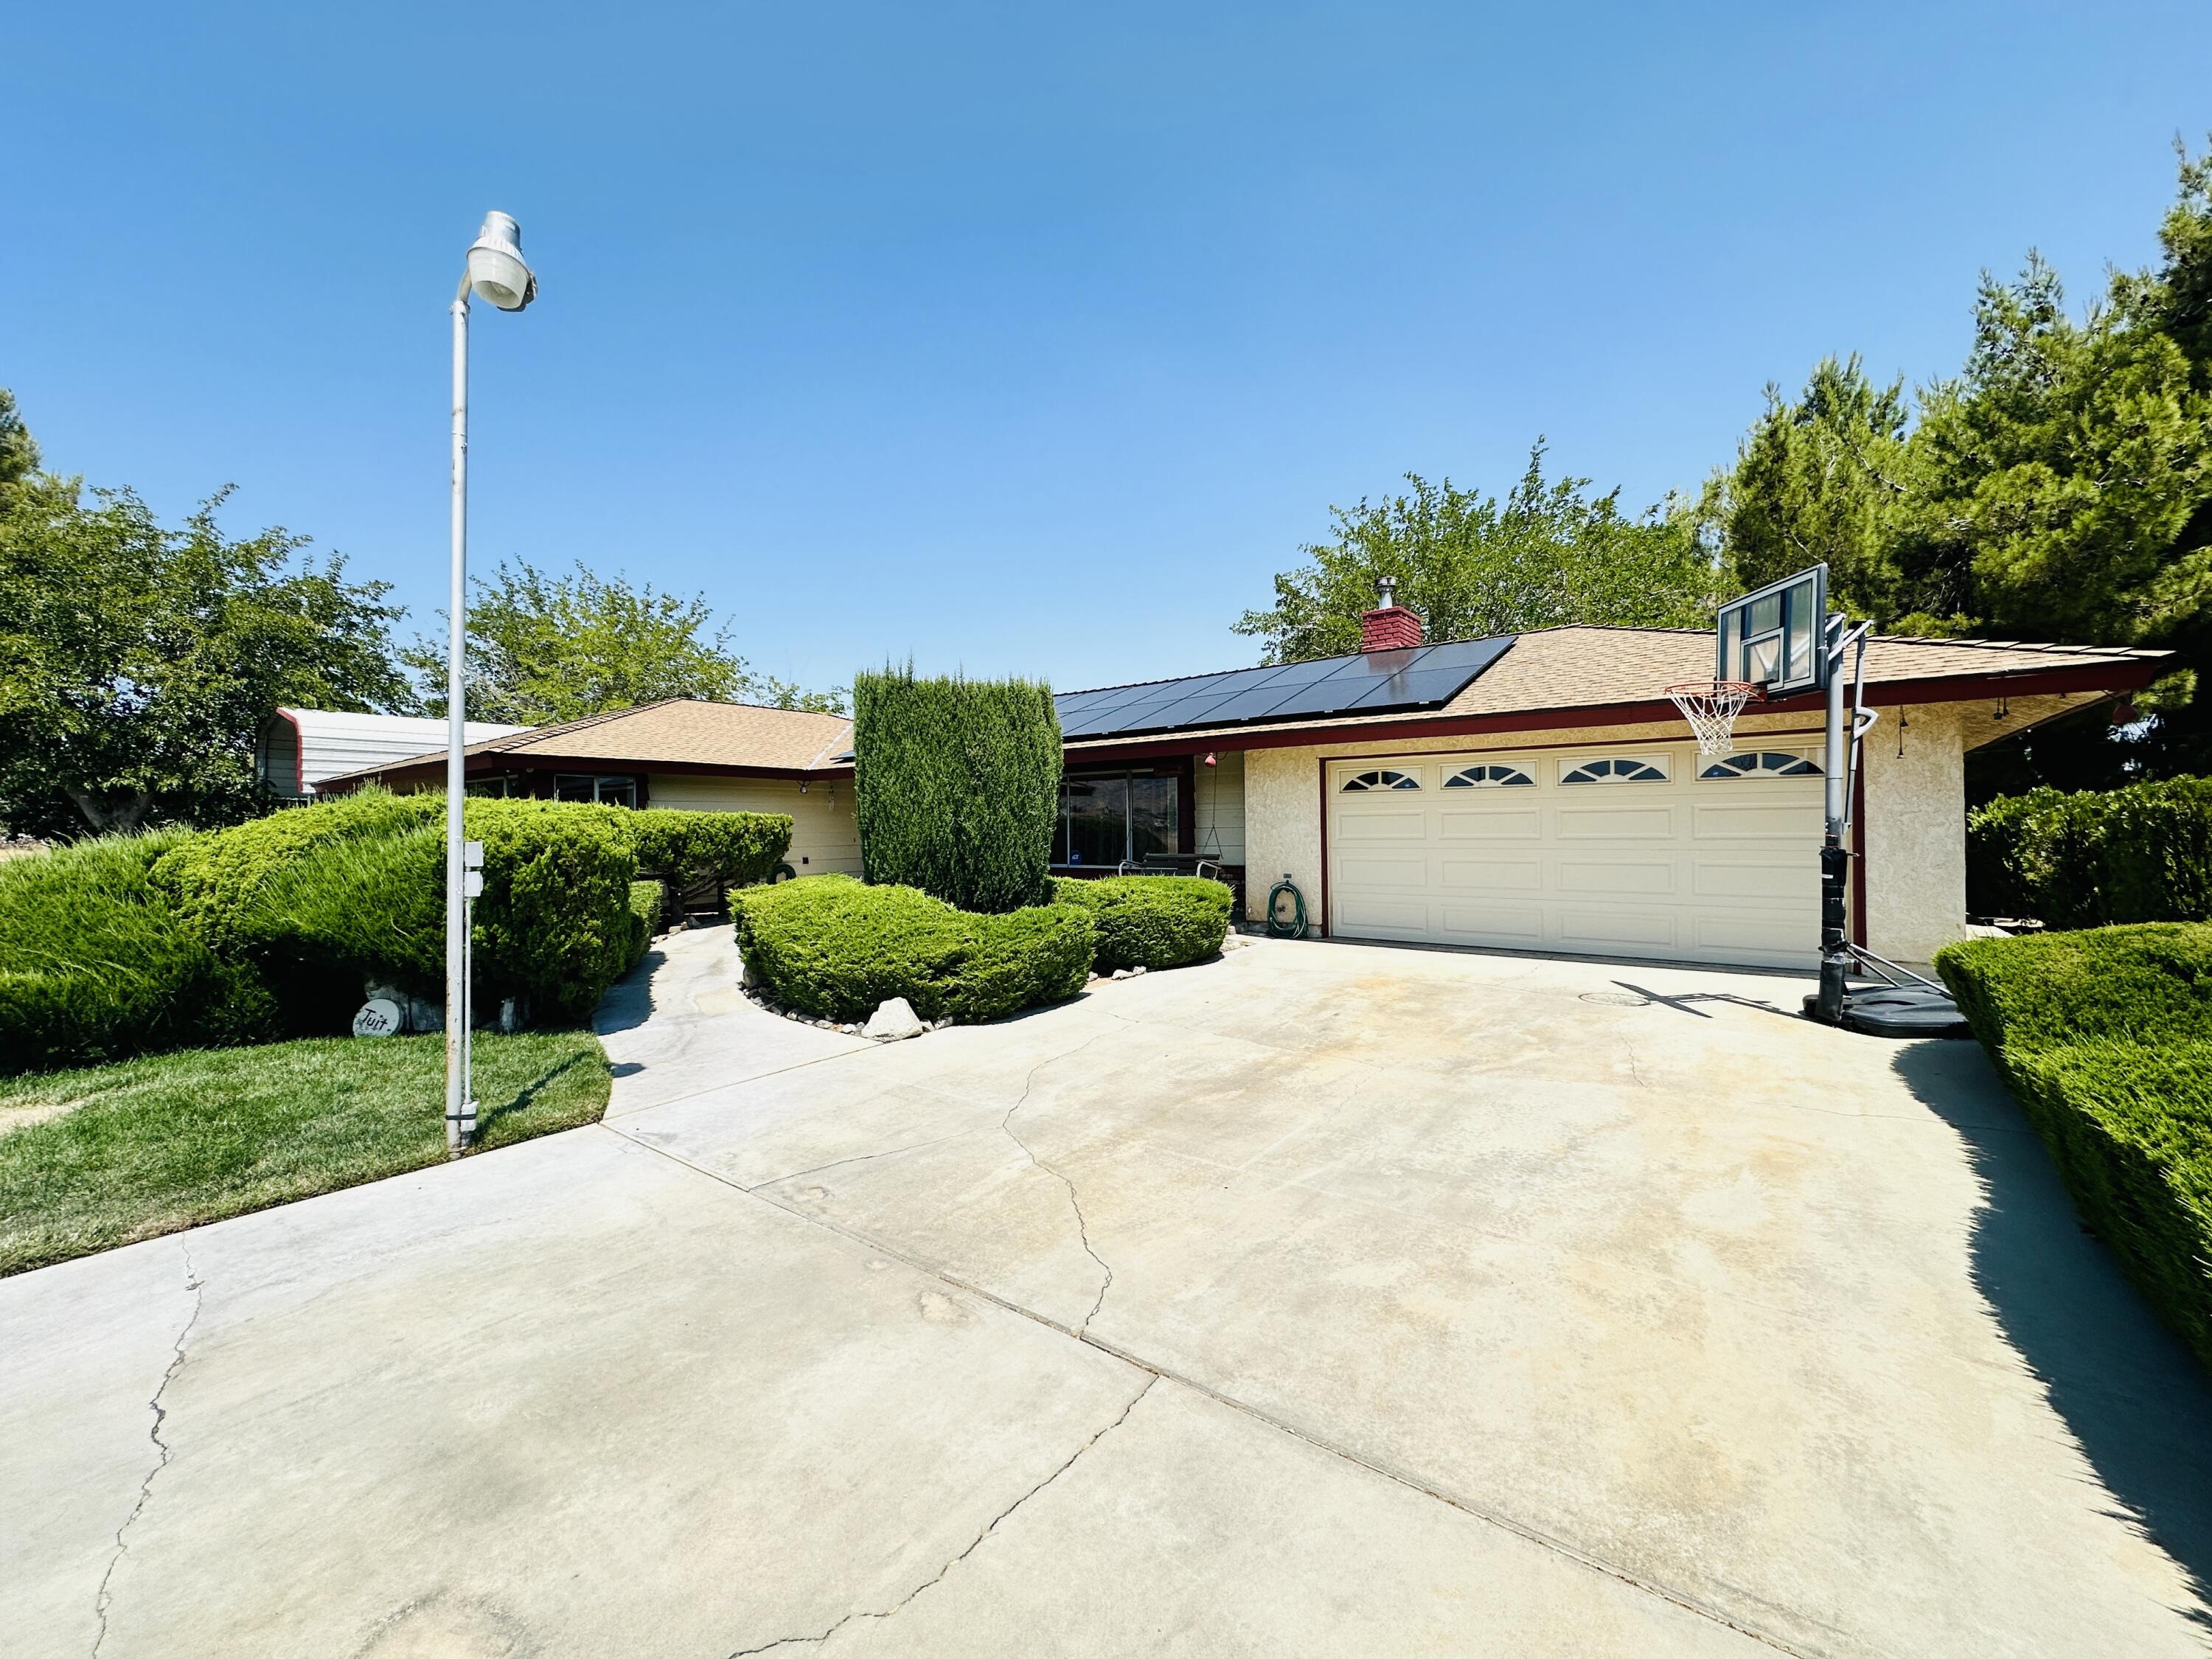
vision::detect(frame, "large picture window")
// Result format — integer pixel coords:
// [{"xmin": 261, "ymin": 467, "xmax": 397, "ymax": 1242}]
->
[{"xmin": 1056, "ymin": 770, "xmax": 1179, "ymax": 867}]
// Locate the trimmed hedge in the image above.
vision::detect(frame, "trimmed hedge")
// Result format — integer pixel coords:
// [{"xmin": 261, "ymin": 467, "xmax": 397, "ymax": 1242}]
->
[
  {"xmin": 1052, "ymin": 875, "xmax": 1232, "ymax": 971},
  {"xmin": 148, "ymin": 787, "xmax": 437, "ymax": 950},
  {"xmin": 733, "ymin": 875, "xmax": 1094, "ymax": 1023},
  {"xmin": 1935, "ymin": 923, "xmax": 2212, "ymax": 1371},
  {"xmin": 1937, "ymin": 924, "xmax": 2212, "ymax": 1054},
  {"xmin": 626, "ymin": 879, "xmax": 664, "ymax": 971},
  {"xmin": 628, "ymin": 809, "xmax": 793, "ymax": 889},
  {"xmin": 0, "ymin": 830, "xmax": 276, "ymax": 1074},
  {"xmin": 2, "ymin": 798, "xmax": 787, "ymax": 1076},
  {"xmin": 1968, "ymin": 776, "xmax": 2212, "ymax": 927},
  {"xmin": 853, "ymin": 666, "xmax": 1061, "ymax": 914}
]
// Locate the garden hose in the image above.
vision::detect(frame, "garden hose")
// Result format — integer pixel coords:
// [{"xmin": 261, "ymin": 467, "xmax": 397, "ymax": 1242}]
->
[
  {"xmin": 770, "ymin": 862, "xmax": 796, "ymax": 883},
  {"xmin": 1266, "ymin": 873, "xmax": 1308, "ymax": 939}
]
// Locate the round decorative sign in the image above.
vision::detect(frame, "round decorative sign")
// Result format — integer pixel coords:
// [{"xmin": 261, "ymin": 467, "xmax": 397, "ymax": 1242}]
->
[{"xmin": 352, "ymin": 998, "xmax": 404, "ymax": 1038}]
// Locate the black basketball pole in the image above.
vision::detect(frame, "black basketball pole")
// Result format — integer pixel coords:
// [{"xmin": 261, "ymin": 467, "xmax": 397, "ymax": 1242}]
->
[
  {"xmin": 1815, "ymin": 616, "xmax": 1851, "ymax": 1023},
  {"xmin": 1814, "ymin": 616, "xmax": 1875, "ymax": 1025}
]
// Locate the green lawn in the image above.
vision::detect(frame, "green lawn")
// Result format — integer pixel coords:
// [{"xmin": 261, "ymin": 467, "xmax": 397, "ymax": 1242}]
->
[{"xmin": 0, "ymin": 1029, "xmax": 611, "ymax": 1276}]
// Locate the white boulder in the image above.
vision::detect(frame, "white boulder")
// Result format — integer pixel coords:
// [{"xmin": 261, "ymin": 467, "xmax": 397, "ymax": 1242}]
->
[{"xmin": 863, "ymin": 997, "xmax": 927, "ymax": 1041}]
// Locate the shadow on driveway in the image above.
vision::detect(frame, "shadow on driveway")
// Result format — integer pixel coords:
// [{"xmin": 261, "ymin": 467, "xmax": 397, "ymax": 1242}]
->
[
  {"xmin": 593, "ymin": 945, "xmax": 667, "ymax": 1038},
  {"xmin": 1893, "ymin": 1040, "xmax": 2212, "ymax": 1627}
]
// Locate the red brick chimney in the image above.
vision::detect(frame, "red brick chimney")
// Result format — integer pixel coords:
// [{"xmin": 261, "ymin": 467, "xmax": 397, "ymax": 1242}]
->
[{"xmin": 1360, "ymin": 577, "xmax": 1423, "ymax": 653}]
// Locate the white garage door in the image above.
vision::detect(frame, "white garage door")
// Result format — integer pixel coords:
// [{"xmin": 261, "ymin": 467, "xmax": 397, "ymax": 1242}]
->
[{"xmin": 1326, "ymin": 745, "xmax": 1824, "ymax": 969}]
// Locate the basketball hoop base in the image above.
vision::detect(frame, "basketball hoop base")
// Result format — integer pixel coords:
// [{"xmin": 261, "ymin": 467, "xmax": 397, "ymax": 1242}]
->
[{"xmin": 1666, "ymin": 681, "xmax": 1763, "ymax": 757}]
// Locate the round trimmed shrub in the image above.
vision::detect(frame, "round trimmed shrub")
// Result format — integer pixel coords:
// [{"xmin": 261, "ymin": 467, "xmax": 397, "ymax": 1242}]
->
[
  {"xmin": 733, "ymin": 875, "xmax": 1094, "ymax": 1024},
  {"xmin": 1051, "ymin": 875, "xmax": 1232, "ymax": 972}
]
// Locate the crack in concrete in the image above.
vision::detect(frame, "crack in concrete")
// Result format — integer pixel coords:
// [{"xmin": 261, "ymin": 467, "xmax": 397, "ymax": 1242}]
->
[
  {"xmin": 1000, "ymin": 1033, "xmax": 1119, "ymax": 1336},
  {"xmin": 742, "ymin": 1131, "xmax": 975, "ymax": 1194},
  {"xmin": 91, "ymin": 1242, "xmax": 203, "ymax": 1657},
  {"xmin": 726, "ymin": 1375, "xmax": 1158, "ymax": 1655},
  {"xmin": 615, "ymin": 1129, "xmax": 1812, "ymax": 1658}
]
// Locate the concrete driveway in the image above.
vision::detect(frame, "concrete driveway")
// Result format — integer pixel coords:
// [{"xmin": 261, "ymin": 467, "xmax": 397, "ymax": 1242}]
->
[{"xmin": 5, "ymin": 928, "xmax": 2209, "ymax": 1658}]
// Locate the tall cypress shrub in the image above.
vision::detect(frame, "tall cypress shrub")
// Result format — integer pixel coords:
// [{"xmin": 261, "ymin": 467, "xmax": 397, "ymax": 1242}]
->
[{"xmin": 853, "ymin": 665, "xmax": 1061, "ymax": 913}]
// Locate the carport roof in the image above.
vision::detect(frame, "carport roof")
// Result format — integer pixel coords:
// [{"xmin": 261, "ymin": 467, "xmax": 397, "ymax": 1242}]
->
[{"xmin": 1060, "ymin": 625, "xmax": 2169, "ymax": 755}]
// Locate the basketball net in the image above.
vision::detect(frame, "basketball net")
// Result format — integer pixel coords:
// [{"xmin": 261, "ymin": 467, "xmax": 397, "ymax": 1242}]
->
[{"xmin": 1666, "ymin": 681, "xmax": 1763, "ymax": 757}]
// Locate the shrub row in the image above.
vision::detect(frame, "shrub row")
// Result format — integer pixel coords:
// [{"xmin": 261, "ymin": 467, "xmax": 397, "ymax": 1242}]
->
[
  {"xmin": 626, "ymin": 880, "xmax": 664, "ymax": 973},
  {"xmin": 1968, "ymin": 776, "xmax": 2212, "ymax": 927},
  {"xmin": 0, "ymin": 830, "xmax": 277, "ymax": 1073},
  {"xmin": 852, "ymin": 667, "xmax": 1062, "ymax": 914},
  {"xmin": 628, "ymin": 810, "xmax": 792, "ymax": 889},
  {"xmin": 0, "ymin": 796, "xmax": 793, "ymax": 1074},
  {"xmin": 733, "ymin": 875, "xmax": 1093, "ymax": 1024},
  {"xmin": 1935, "ymin": 923, "xmax": 2212, "ymax": 1372},
  {"xmin": 1051, "ymin": 875, "xmax": 1232, "ymax": 971}
]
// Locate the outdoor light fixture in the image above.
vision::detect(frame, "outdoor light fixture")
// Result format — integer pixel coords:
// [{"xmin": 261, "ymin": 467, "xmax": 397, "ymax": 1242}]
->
[
  {"xmin": 465, "ymin": 212, "xmax": 537, "ymax": 312},
  {"xmin": 445, "ymin": 211, "xmax": 538, "ymax": 1154}
]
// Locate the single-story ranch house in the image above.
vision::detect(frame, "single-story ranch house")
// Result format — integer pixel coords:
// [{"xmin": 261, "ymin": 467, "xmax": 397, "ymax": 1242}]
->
[{"xmin": 321, "ymin": 598, "xmax": 2163, "ymax": 970}]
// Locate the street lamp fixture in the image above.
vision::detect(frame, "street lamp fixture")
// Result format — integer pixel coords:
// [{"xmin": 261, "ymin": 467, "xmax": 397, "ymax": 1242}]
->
[{"xmin": 445, "ymin": 210, "xmax": 537, "ymax": 1153}]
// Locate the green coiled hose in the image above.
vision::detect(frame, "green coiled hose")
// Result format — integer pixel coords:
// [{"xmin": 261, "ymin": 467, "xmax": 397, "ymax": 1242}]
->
[{"xmin": 1266, "ymin": 874, "xmax": 1308, "ymax": 939}]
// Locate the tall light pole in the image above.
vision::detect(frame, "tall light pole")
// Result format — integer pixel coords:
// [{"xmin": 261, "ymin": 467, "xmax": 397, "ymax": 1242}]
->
[{"xmin": 448, "ymin": 211, "xmax": 537, "ymax": 1152}]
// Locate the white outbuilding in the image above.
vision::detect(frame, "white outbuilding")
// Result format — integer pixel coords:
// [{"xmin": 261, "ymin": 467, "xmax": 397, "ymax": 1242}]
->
[{"xmin": 257, "ymin": 709, "xmax": 529, "ymax": 801}]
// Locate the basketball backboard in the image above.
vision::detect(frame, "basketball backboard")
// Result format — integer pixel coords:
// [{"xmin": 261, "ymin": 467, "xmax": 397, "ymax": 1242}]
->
[{"xmin": 1716, "ymin": 565, "xmax": 1829, "ymax": 696}]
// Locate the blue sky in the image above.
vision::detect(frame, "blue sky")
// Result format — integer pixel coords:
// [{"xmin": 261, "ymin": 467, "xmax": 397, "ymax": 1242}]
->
[{"xmin": 8, "ymin": 2, "xmax": 2211, "ymax": 696}]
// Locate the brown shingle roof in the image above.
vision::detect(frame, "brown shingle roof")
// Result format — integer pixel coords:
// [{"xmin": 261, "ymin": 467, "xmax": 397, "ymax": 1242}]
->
[
  {"xmin": 1062, "ymin": 625, "xmax": 2166, "ymax": 752},
  {"xmin": 321, "ymin": 699, "xmax": 853, "ymax": 785}
]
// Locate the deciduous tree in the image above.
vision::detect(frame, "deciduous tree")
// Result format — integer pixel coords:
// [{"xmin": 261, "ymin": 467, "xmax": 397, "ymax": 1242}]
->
[
  {"xmin": 1234, "ymin": 443, "xmax": 1723, "ymax": 664},
  {"xmin": 403, "ymin": 558, "xmax": 846, "ymax": 723},
  {"xmin": 0, "ymin": 484, "xmax": 412, "ymax": 838}
]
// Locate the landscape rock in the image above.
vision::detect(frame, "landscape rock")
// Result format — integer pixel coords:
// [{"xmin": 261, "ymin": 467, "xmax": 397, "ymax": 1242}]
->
[{"xmin": 863, "ymin": 997, "xmax": 927, "ymax": 1041}]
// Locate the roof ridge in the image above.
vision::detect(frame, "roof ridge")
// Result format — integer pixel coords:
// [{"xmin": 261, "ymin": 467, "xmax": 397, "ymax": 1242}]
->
[{"xmin": 804, "ymin": 717, "xmax": 858, "ymax": 770}]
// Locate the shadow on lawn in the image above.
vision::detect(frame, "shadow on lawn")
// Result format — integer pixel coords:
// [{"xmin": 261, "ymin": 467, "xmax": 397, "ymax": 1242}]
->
[
  {"xmin": 473, "ymin": 1048, "xmax": 600, "ymax": 1141},
  {"xmin": 1892, "ymin": 1040, "xmax": 2212, "ymax": 1626}
]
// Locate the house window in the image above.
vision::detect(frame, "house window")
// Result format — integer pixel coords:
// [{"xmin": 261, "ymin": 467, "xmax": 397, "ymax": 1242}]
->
[
  {"xmin": 1056, "ymin": 770, "xmax": 1179, "ymax": 866},
  {"xmin": 1699, "ymin": 751, "xmax": 1822, "ymax": 779},
  {"xmin": 1561, "ymin": 757, "xmax": 1667, "ymax": 785},
  {"xmin": 554, "ymin": 773, "xmax": 639, "ymax": 807},
  {"xmin": 1442, "ymin": 764, "xmax": 1534, "ymax": 788},
  {"xmin": 1339, "ymin": 768, "xmax": 1420, "ymax": 793}
]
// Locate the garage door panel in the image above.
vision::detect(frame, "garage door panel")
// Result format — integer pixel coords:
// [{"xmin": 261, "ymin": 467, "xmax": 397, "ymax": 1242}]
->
[
  {"xmin": 1338, "ymin": 895, "xmax": 1430, "ymax": 933},
  {"xmin": 1555, "ymin": 858, "xmax": 1676, "ymax": 897},
  {"xmin": 1692, "ymin": 858, "xmax": 1812, "ymax": 902},
  {"xmin": 1439, "ymin": 808, "xmax": 1543, "ymax": 841},
  {"xmin": 1338, "ymin": 808, "xmax": 1427, "ymax": 843},
  {"xmin": 1693, "ymin": 800, "xmax": 1820, "ymax": 839},
  {"xmin": 1693, "ymin": 911, "xmax": 1817, "ymax": 960},
  {"xmin": 1435, "ymin": 902, "xmax": 1545, "ymax": 945},
  {"xmin": 1437, "ymin": 856, "xmax": 1543, "ymax": 893},
  {"xmin": 1557, "ymin": 804, "xmax": 1674, "ymax": 840},
  {"xmin": 1557, "ymin": 907, "xmax": 1678, "ymax": 950},
  {"xmin": 1329, "ymin": 751, "xmax": 1821, "ymax": 968},
  {"xmin": 1338, "ymin": 853, "xmax": 1427, "ymax": 891}
]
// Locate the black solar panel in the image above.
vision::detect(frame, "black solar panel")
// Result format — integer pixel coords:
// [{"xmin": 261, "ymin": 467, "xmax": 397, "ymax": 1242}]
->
[{"xmin": 1054, "ymin": 635, "xmax": 1514, "ymax": 740}]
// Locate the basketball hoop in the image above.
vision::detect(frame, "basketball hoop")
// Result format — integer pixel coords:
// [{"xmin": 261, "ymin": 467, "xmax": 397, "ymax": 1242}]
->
[{"xmin": 1666, "ymin": 681, "xmax": 1763, "ymax": 757}]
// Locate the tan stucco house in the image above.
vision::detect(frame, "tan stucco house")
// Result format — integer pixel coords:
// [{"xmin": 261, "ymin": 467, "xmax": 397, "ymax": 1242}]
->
[{"xmin": 322, "ymin": 610, "xmax": 2162, "ymax": 971}]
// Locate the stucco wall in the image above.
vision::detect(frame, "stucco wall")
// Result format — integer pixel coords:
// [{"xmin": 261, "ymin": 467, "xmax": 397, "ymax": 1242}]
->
[
  {"xmin": 645, "ymin": 773, "xmax": 863, "ymax": 877},
  {"xmin": 1859, "ymin": 704, "xmax": 1969, "ymax": 962}
]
